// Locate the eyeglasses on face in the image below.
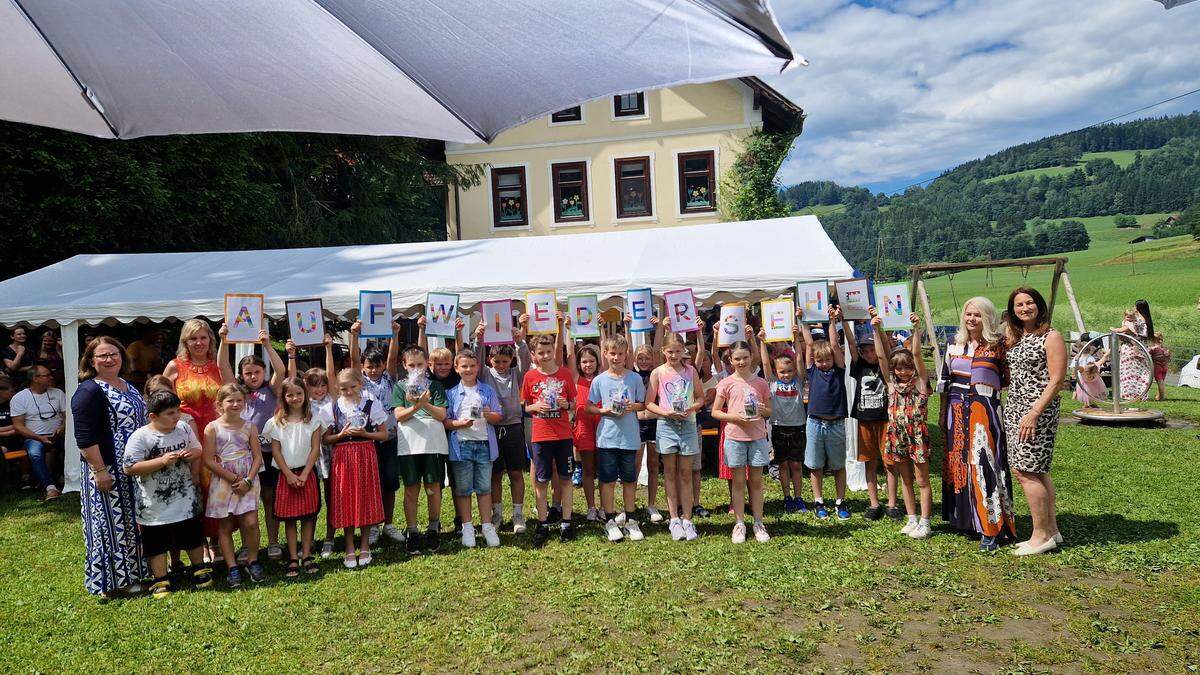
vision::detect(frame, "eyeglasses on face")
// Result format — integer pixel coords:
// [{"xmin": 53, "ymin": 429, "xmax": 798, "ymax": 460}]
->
[{"xmin": 93, "ymin": 352, "xmax": 121, "ymax": 361}]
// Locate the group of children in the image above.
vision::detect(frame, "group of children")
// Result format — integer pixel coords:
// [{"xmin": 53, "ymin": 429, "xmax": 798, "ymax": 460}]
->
[{"xmin": 121, "ymin": 298, "xmax": 936, "ymax": 593}]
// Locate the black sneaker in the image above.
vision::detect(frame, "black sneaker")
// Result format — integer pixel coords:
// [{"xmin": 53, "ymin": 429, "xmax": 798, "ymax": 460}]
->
[
  {"xmin": 887, "ymin": 506, "xmax": 905, "ymax": 522},
  {"xmin": 532, "ymin": 523, "xmax": 550, "ymax": 548},
  {"xmin": 546, "ymin": 506, "xmax": 562, "ymax": 524},
  {"xmin": 693, "ymin": 505, "xmax": 711, "ymax": 519},
  {"xmin": 192, "ymin": 566, "xmax": 214, "ymax": 589},
  {"xmin": 406, "ymin": 532, "xmax": 422, "ymax": 555},
  {"xmin": 559, "ymin": 522, "xmax": 577, "ymax": 542},
  {"xmin": 423, "ymin": 528, "xmax": 440, "ymax": 554},
  {"xmin": 226, "ymin": 566, "xmax": 243, "ymax": 589},
  {"xmin": 864, "ymin": 505, "xmax": 886, "ymax": 521},
  {"xmin": 247, "ymin": 560, "xmax": 265, "ymax": 583}
]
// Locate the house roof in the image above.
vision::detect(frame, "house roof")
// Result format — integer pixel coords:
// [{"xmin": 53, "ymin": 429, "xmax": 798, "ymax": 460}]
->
[{"xmin": 740, "ymin": 77, "xmax": 804, "ymax": 134}]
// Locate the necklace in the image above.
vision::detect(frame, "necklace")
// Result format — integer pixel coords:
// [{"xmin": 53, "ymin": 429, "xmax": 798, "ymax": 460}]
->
[{"xmin": 183, "ymin": 356, "xmax": 212, "ymax": 375}]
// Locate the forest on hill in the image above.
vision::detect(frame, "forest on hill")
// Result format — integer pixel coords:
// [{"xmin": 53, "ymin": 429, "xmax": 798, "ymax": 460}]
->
[{"xmin": 782, "ymin": 113, "xmax": 1200, "ymax": 277}]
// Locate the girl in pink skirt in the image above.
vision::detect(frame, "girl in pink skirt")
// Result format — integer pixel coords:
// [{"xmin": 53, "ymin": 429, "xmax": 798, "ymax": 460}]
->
[{"xmin": 203, "ymin": 384, "xmax": 263, "ymax": 587}]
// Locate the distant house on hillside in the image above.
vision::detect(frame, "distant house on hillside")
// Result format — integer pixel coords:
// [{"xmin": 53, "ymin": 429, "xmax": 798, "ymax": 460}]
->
[
  {"xmin": 1129, "ymin": 235, "xmax": 1157, "ymax": 244},
  {"xmin": 442, "ymin": 78, "xmax": 802, "ymax": 240}
]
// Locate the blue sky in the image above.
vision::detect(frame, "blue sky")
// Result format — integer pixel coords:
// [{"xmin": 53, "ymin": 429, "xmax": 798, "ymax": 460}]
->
[{"xmin": 763, "ymin": 0, "xmax": 1200, "ymax": 192}]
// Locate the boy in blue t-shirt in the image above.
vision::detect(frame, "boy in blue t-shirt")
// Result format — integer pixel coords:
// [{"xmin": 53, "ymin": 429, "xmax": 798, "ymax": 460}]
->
[
  {"xmin": 802, "ymin": 305, "xmax": 850, "ymax": 521},
  {"xmin": 586, "ymin": 336, "xmax": 646, "ymax": 543}
]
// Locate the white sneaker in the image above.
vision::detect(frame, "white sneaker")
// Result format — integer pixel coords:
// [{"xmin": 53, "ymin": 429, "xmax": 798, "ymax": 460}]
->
[
  {"xmin": 461, "ymin": 522, "xmax": 477, "ymax": 548},
  {"xmin": 682, "ymin": 520, "xmax": 699, "ymax": 541},
  {"xmin": 512, "ymin": 511, "xmax": 527, "ymax": 534},
  {"xmin": 624, "ymin": 519, "xmax": 644, "ymax": 541},
  {"xmin": 908, "ymin": 521, "xmax": 931, "ymax": 539},
  {"xmin": 383, "ymin": 524, "xmax": 406, "ymax": 543},
  {"xmin": 320, "ymin": 540, "xmax": 335, "ymax": 558},
  {"xmin": 586, "ymin": 507, "xmax": 603, "ymax": 522},
  {"xmin": 647, "ymin": 506, "xmax": 664, "ymax": 524},
  {"xmin": 731, "ymin": 522, "xmax": 746, "ymax": 544},
  {"xmin": 900, "ymin": 518, "xmax": 918, "ymax": 535},
  {"xmin": 368, "ymin": 525, "xmax": 381, "ymax": 546},
  {"xmin": 605, "ymin": 519, "xmax": 624, "ymax": 542},
  {"xmin": 669, "ymin": 518, "xmax": 684, "ymax": 541},
  {"xmin": 753, "ymin": 523, "xmax": 770, "ymax": 543},
  {"xmin": 481, "ymin": 522, "xmax": 500, "ymax": 547},
  {"xmin": 614, "ymin": 511, "xmax": 628, "ymax": 527}
]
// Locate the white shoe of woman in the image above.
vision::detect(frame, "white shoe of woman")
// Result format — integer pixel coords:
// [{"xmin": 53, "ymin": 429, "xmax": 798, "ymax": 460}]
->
[{"xmin": 1014, "ymin": 538, "xmax": 1057, "ymax": 556}]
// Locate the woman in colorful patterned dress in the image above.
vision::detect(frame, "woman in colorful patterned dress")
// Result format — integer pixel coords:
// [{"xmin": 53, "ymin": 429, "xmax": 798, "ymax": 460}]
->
[
  {"xmin": 939, "ymin": 297, "xmax": 1016, "ymax": 552},
  {"xmin": 1004, "ymin": 287, "xmax": 1067, "ymax": 557},
  {"xmin": 163, "ymin": 319, "xmax": 234, "ymax": 552},
  {"xmin": 71, "ymin": 336, "xmax": 150, "ymax": 597},
  {"xmin": 1111, "ymin": 300, "xmax": 1153, "ymax": 401}
]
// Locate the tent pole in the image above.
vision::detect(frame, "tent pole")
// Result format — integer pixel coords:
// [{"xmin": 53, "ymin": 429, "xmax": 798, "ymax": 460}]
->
[
  {"xmin": 1060, "ymin": 271, "xmax": 1086, "ymax": 335},
  {"xmin": 61, "ymin": 321, "xmax": 83, "ymax": 494}
]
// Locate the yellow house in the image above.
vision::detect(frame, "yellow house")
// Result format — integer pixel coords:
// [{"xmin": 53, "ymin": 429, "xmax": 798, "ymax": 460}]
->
[{"xmin": 444, "ymin": 78, "xmax": 802, "ymax": 240}]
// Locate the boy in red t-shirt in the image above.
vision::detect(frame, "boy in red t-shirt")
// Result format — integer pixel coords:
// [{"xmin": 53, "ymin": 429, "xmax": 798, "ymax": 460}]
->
[{"xmin": 521, "ymin": 330, "xmax": 576, "ymax": 547}]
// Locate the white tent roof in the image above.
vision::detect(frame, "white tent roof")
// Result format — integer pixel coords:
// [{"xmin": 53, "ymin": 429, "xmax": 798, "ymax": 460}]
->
[{"xmin": 0, "ymin": 216, "xmax": 852, "ymax": 327}]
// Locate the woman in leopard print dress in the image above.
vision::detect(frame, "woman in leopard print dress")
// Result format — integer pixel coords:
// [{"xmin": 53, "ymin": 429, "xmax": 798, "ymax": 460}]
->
[{"xmin": 1004, "ymin": 287, "xmax": 1067, "ymax": 556}]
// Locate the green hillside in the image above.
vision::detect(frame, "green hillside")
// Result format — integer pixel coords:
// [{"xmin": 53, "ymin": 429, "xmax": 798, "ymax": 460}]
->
[
  {"xmin": 921, "ymin": 213, "xmax": 1199, "ymax": 368},
  {"xmin": 982, "ymin": 149, "xmax": 1160, "ymax": 184}
]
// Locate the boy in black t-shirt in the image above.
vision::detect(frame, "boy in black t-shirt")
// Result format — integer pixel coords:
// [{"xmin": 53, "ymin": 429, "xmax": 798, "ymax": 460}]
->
[{"xmin": 844, "ymin": 321, "xmax": 899, "ymax": 521}]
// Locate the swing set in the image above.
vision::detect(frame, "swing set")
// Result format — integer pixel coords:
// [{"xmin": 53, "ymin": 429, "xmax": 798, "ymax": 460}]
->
[{"xmin": 908, "ymin": 256, "xmax": 1164, "ymax": 425}]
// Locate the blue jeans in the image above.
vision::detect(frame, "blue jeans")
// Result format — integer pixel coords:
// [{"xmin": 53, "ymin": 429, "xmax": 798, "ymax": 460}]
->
[
  {"xmin": 804, "ymin": 418, "xmax": 847, "ymax": 471},
  {"xmin": 597, "ymin": 448, "xmax": 637, "ymax": 483},
  {"xmin": 450, "ymin": 440, "xmax": 493, "ymax": 496},
  {"xmin": 24, "ymin": 438, "xmax": 57, "ymax": 489}
]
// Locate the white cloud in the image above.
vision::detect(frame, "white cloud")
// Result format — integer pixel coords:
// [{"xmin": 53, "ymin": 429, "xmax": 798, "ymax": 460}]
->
[{"xmin": 766, "ymin": 0, "xmax": 1200, "ymax": 189}]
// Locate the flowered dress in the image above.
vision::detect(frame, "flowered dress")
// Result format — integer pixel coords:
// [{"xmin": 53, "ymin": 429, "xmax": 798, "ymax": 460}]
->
[
  {"xmin": 80, "ymin": 380, "xmax": 150, "ymax": 595},
  {"xmin": 1117, "ymin": 317, "xmax": 1151, "ymax": 401},
  {"xmin": 884, "ymin": 381, "xmax": 929, "ymax": 464},
  {"xmin": 205, "ymin": 422, "xmax": 261, "ymax": 518},
  {"xmin": 940, "ymin": 341, "xmax": 1016, "ymax": 541}
]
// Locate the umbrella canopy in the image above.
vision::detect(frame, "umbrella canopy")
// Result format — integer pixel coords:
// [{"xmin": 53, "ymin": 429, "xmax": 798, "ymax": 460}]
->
[
  {"xmin": 0, "ymin": 0, "xmax": 796, "ymax": 143},
  {"xmin": 1155, "ymin": 0, "xmax": 1197, "ymax": 6}
]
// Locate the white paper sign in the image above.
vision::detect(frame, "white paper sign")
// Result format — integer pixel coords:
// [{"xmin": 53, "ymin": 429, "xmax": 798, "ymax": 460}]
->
[
  {"xmin": 224, "ymin": 293, "xmax": 264, "ymax": 344},
  {"xmin": 425, "ymin": 292, "xmax": 460, "ymax": 338},
  {"xmin": 796, "ymin": 280, "xmax": 830, "ymax": 323},
  {"xmin": 626, "ymin": 288, "xmax": 654, "ymax": 333},
  {"xmin": 481, "ymin": 300, "xmax": 514, "ymax": 346},
  {"xmin": 358, "ymin": 290, "xmax": 393, "ymax": 338},
  {"xmin": 835, "ymin": 279, "xmax": 871, "ymax": 321},
  {"xmin": 717, "ymin": 303, "xmax": 747, "ymax": 347},
  {"xmin": 874, "ymin": 282, "xmax": 913, "ymax": 330},
  {"xmin": 662, "ymin": 288, "xmax": 699, "ymax": 334},
  {"xmin": 525, "ymin": 290, "xmax": 558, "ymax": 335},
  {"xmin": 285, "ymin": 298, "xmax": 325, "ymax": 347},
  {"xmin": 568, "ymin": 295, "xmax": 601, "ymax": 338},
  {"xmin": 760, "ymin": 298, "xmax": 795, "ymax": 343}
]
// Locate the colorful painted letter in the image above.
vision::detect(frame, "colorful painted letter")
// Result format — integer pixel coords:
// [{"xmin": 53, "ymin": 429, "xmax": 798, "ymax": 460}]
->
[
  {"xmin": 874, "ymin": 282, "xmax": 913, "ymax": 330},
  {"xmin": 223, "ymin": 293, "xmax": 264, "ymax": 344},
  {"xmin": 662, "ymin": 288, "xmax": 699, "ymax": 333},
  {"xmin": 761, "ymin": 298, "xmax": 795, "ymax": 343},
  {"xmin": 717, "ymin": 302, "xmax": 747, "ymax": 347},
  {"xmin": 834, "ymin": 279, "xmax": 871, "ymax": 321},
  {"xmin": 525, "ymin": 290, "xmax": 559, "ymax": 335},
  {"xmin": 285, "ymin": 298, "xmax": 325, "ymax": 347},
  {"xmin": 568, "ymin": 295, "xmax": 601, "ymax": 338},
  {"xmin": 358, "ymin": 290, "xmax": 393, "ymax": 337},
  {"xmin": 481, "ymin": 300, "xmax": 514, "ymax": 346},
  {"xmin": 425, "ymin": 292, "xmax": 460, "ymax": 338},
  {"xmin": 795, "ymin": 281, "xmax": 829, "ymax": 323},
  {"xmin": 626, "ymin": 288, "xmax": 654, "ymax": 333}
]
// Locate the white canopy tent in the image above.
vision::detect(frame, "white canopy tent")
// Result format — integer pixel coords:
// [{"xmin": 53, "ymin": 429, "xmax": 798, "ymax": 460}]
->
[{"xmin": 0, "ymin": 215, "xmax": 852, "ymax": 492}]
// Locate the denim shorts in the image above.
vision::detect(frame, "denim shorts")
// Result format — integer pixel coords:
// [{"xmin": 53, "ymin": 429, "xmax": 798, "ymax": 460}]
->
[
  {"xmin": 805, "ymin": 417, "xmax": 847, "ymax": 471},
  {"xmin": 597, "ymin": 447, "xmax": 637, "ymax": 483},
  {"xmin": 531, "ymin": 439, "xmax": 572, "ymax": 483},
  {"xmin": 656, "ymin": 419, "xmax": 700, "ymax": 456},
  {"xmin": 723, "ymin": 437, "xmax": 770, "ymax": 468},
  {"xmin": 450, "ymin": 440, "xmax": 493, "ymax": 496}
]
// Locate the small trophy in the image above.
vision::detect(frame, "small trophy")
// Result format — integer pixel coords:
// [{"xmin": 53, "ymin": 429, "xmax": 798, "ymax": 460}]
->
[{"xmin": 743, "ymin": 390, "xmax": 759, "ymax": 419}]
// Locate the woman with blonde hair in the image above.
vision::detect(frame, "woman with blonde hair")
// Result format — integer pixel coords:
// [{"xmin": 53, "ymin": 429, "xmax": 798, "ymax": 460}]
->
[{"xmin": 939, "ymin": 297, "xmax": 1016, "ymax": 552}]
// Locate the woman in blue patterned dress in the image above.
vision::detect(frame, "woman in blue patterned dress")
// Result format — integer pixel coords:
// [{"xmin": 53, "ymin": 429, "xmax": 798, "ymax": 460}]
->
[{"xmin": 71, "ymin": 336, "xmax": 150, "ymax": 596}]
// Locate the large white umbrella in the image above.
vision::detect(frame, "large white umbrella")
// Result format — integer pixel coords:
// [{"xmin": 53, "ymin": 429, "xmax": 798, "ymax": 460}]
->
[
  {"xmin": 0, "ymin": 0, "xmax": 796, "ymax": 143},
  {"xmin": 1154, "ymin": 0, "xmax": 1197, "ymax": 7}
]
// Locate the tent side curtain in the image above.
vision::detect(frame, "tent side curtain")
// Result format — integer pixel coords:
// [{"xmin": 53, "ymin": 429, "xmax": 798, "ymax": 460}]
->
[{"xmin": 0, "ymin": 216, "xmax": 852, "ymax": 327}]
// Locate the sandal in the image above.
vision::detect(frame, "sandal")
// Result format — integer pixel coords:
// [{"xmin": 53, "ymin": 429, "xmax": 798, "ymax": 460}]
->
[
  {"xmin": 285, "ymin": 558, "xmax": 300, "ymax": 578},
  {"xmin": 302, "ymin": 556, "xmax": 320, "ymax": 575}
]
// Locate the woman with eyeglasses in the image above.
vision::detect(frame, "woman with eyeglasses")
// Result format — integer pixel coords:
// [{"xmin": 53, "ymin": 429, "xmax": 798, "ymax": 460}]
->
[
  {"xmin": 71, "ymin": 336, "xmax": 150, "ymax": 597},
  {"xmin": 10, "ymin": 365, "xmax": 66, "ymax": 500}
]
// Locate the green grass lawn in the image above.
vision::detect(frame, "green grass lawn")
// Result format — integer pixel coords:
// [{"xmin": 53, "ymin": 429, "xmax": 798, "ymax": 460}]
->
[
  {"xmin": 983, "ymin": 149, "xmax": 1160, "ymax": 184},
  {"xmin": 1, "ymin": 387, "xmax": 1198, "ymax": 672},
  {"xmin": 921, "ymin": 213, "xmax": 1199, "ymax": 369},
  {"xmin": 792, "ymin": 204, "xmax": 847, "ymax": 217}
]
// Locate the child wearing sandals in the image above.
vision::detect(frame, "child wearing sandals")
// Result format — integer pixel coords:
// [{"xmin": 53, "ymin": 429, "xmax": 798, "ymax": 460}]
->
[
  {"xmin": 122, "ymin": 389, "xmax": 212, "ymax": 597},
  {"xmin": 263, "ymin": 377, "xmax": 323, "ymax": 576},
  {"xmin": 868, "ymin": 307, "xmax": 933, "ymax": 539},
  {"xmin": 202, "ymin": 384, "xmax": 263, "ymax": 588}
]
